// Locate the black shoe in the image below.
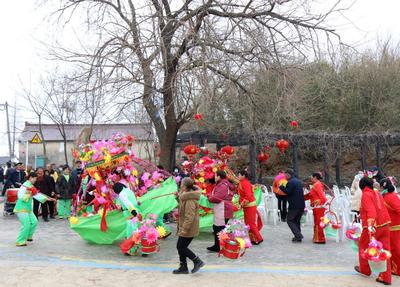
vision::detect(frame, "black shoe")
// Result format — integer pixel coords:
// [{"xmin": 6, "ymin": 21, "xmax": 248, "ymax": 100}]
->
[
  {"xmin": 376, "ymin": 278, "xmax": 391, "ymax": 285},
  {"xmin": 50, "ymin": 216, "xmax": 55, "ymax": 219},
  {"xmin": 141, "ymin": 254, "xmax": 148, "ymax": 257},
  {"xmin": 191, "ymin": 257, "xmax": 205, "ymax": 273},
  {"xmin": 251, "ymin": 239, "xmax": 264, "ymax": 245},
  {"xmin": 173, "ymin": 263, "xmax": 189, "ymax": 274},
  {"xmin": 206, "ymin": 246, "xmax": 220, "ymax": 252},
  {"xmin": 44, "ymin": 218, "xmax": 49, "ymax": 222},
  {"xmin": 162, "ymin": 232, "xmax": 172, "ymax": 240},
  {"xmin": 292, "ymin": 237, "xmax": 302, "ymax": 243},
  {"xmin": 27, "ymin": 239, "xmax": 33, "ymax": 242}
]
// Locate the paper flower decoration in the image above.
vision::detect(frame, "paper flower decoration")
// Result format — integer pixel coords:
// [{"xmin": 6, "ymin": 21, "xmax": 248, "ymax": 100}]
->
[
  {"xmin": 69, "ymin": 216, "xmax": 79, "ymax": 225},
  {"xmin": 156, "ymin": 226, "xmax": 167, "ymax": 238}
]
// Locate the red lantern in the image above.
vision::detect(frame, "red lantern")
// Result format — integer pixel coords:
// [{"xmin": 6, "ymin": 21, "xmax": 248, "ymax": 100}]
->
[
  {"xmin": 276, "ymin": 139, "xmax": 289, "ymax": 153},
  {"xmin": 220, "ymin": 145, "xmax": 234, "ymax": 156},
  {"xmin": 257, "ymin": 152, "xmax": 269, "ymax": 163},
  {"xmin": 290, "ymin": 120, "xmax": 299, "ymax": 128},
  {"xmin": 183, "ymin": 144, "xmax": 199, "ymax": 156},
  {"xmin": 194, "ymin": 113, "xmax": 203, "ymax": 120}
]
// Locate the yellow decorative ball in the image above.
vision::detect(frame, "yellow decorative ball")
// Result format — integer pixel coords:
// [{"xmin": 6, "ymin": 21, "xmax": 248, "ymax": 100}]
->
[{"xmin": 235, "ymin": 238, "xmax": 246, "ymax": 249}]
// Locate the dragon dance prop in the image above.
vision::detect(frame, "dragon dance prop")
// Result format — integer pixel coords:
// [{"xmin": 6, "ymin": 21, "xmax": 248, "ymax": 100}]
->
[{"xmin": 70, "ymin": 133, "xmax": 178, "ymax": 244}]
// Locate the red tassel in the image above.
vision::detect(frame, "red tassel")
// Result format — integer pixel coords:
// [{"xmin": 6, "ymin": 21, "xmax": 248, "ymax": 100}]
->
[{"xmin": 100, "ymin": 202, "xmax": 109, "ymax": 232}]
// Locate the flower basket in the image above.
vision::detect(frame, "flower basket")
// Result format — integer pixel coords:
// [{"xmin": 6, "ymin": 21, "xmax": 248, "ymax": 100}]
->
[
  {"xmin": 325, "ymin": 225, "xmax": 338, "ymax": 239},
  {"xmin": 221, "ymin": 240, "xmax": 243, "ymax": 260},
  {"xmin": 141, "ymin": 238, "xmax": 158, "ymax": 254},
  {"xmin": 368, "ymin": 260, "xmax": 387, "ymax": 273}
]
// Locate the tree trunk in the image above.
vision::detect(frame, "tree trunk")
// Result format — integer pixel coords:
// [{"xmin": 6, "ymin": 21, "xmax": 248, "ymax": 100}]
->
[
  {"xmin": 158, "ymin": 125, "xmax": 178, "ymax": 171},
  {"xmin": 63, "ymin": 137, "xmax": 69, "ymax": 166}
]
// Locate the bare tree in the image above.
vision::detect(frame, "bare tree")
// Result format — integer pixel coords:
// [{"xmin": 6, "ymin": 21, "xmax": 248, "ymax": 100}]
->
[
  {"xmin": 40, "ymin": 73, "xmax": 79, "ymax": 165},
  {"xmin": 20, "ymin": 82, "xmax": 50, "ymax": 166},
  {"xmin": 44, "ymin": 0, "xmax": 346, "ymax": 170}
]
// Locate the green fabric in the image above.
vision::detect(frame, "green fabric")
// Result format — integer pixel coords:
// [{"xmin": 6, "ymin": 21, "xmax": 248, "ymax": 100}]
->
[
  {"xmin": 139, "ymin": 177, "xmax": 178, "ymax": 217},
  {"xmin": 58, "ymin": 199, "xmax": 72, "ymax": 218},
  {"xmin": 16, "ymin": 212, "xmax": 38, "ymax": 244},
  {"xmin": 199, "ymin": 185, "xmax": 262, "ymax": 230},
  {"xmin": 63, "ymin": 174, "xmax": 70, "ymax": 182},
  {"xmin": 70, "ymin": 210, "xmax": 126, "ymax": 244},
  {"xmin": 14, "ymin": 181, "xmax": 33, "ymax": 213}
]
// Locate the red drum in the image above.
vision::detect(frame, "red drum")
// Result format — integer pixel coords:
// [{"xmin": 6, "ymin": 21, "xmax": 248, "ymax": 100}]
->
[
  {"xmin": 6, "ymin": 189, "xmax": 18, "ymax": 204},
  {"xmin": 141, "ymin": 238, "xmax": 158, "ymax": 254},
  {"xmin": 221, "ymin": 240, "xmax": 241, "ymax": 259}
]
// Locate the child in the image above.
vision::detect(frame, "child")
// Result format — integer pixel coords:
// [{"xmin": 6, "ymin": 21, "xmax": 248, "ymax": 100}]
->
[
  {"xmin": 14, "ymin": 172, "xmax": 54, "ymax": 246},
  {"xmin": 56, "ymin": 165, "xmax": 75, "ymax": 219}
]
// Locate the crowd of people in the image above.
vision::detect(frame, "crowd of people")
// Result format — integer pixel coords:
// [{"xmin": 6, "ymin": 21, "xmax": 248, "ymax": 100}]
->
[
  {"xmin": 1, "ymin": 160, "xmax": 399, "ymax": 284},
  {"xmin": 1, "ymin": 161, "xmax": 83, "ymax": 221}
]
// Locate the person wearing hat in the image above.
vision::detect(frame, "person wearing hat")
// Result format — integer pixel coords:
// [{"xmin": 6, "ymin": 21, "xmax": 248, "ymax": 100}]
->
[
  {"xmin": 279, "ymin": 168, "xmax": 305, "ymax": 243},
  {"xmin": 55, "ymin": 165, "xmax": 75, "ymax": 219},
  {"xmin": 304, "ymin": 172, "xmax": 327, "ymax": 244}
]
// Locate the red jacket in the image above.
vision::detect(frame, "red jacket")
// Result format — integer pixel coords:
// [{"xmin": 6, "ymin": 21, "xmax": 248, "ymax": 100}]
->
[
  {"xmin": 208, "ymin": 179, "xmax": 234, "ymax": 219},
  {"xmin": 304, "ymin": 181, "xmax": 327, "ymax": 207},
  {"xmin": 383, "ymin": 192, "xmax": 400, "ymax": 231},
  {"xmin": 238, "ymin": 178, "xmax": 255, "ymax": 206},
  {"xmin": 360, "ymin": 187, "xmax": 391, "ymax": 229}
]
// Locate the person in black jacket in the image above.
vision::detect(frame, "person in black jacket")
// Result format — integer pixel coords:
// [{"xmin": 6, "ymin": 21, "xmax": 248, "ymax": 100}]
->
[
  {"xmin": 33, "ymin": 168, "xmax": 55, "ymax": 221},
  {"xmin": 3, "ymin": 162, "xmax": 25, "ymax": 195},
  {"xmin": 279, "ymin": 169, "xmax": 305, "ymax": 243},
  {"xmin": 55, "ymin": 165, "xmax": 75, "ymax": 219}
]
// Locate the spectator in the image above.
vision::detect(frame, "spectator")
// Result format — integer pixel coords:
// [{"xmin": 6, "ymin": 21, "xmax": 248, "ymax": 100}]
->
[
  {"xmin": 55, "ymin": 165, "xmax": 75, "ymax": 219},
  {"xmin": 0, "ymin": 165, "xmax": 4, "ymax": 185},
  {"xmin": 71, "ymin": 160, "xmax": 83, "ymax": 193},
  {"xmin": 279, "ymin": 168, "xmax": 305, "ymax": 243},
  {"xmin": 3, "ymin": 162, "xmax": 26, "ymax": 196},
  {"xmin": 2, "ymin": 161, "xmax": 14, "ymax": 196},
  {"xmin": 33, "ymin": 168, "xmax": 55, "ymax": 222},
  {"xmin": 47, "ymin": 163, "xmax": 58, "ymax": 183},
  {"xmin": 25, "ymin": 165, "xmax": 33, "ymax": 177}
]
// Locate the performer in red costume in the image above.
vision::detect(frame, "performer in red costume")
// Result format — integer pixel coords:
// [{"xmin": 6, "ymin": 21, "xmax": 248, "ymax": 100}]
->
[
  {"xmin": 355, "ymin": 177, "xmax": 392, "ymax": 285},
  {"xmin": 380, "ymin": 178, "xmax": 400, "ymax": 276},
  {"xmin": 237, "ymin": 170, "xmax": 263, "ymax": 245},
  {"xmin": 304, "ymin": 172, "xmax": 327, "ymax": 244}
]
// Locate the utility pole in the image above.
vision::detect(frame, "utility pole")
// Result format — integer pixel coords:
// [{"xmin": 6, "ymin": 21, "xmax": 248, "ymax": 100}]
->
[
  {"xmin": 12, "ymin": 99, "xmax": 16, "ymax": 158},
  {"xmin": 5, "ymin": 102, "xmax": 12, "ymax": 160}
]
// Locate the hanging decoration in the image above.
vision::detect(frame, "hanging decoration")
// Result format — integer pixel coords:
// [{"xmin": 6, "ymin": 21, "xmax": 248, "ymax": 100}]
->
[{"xmin": 275, "ymin": 139, "xmax": 289, "ymax": 153}]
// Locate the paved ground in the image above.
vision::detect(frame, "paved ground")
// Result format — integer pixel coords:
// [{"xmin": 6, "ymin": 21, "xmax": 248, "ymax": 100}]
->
[{"xmin": 0, "ymin": 201, "xmax": 398, "ymax": 287}]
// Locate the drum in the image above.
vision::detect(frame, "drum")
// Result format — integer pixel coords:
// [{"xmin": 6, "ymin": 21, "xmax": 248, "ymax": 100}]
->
[{"xmin": 6, "ymin": 188, "xmax": 18, "ymax": 204}]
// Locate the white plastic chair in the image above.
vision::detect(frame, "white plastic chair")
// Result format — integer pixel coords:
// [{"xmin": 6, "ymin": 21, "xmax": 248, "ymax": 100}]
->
[{"xmin": 265, "ymin": 193, "xmax": 281, "ymax": 226}]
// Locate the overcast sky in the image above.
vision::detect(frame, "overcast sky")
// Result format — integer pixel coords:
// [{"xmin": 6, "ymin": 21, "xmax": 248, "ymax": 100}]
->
[{"xmin": 0, "ymin": 0, "xmax": 399, "ymax": 157}]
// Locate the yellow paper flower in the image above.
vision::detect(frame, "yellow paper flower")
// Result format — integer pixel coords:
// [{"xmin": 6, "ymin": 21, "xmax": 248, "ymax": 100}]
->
[
  {"xmin": 157, "ymin": 226, "xmax": 167, "ymax": 238},
  {"xmin": 104, "ymin": 153, "xmax": 112, "ymax": 164},
  {"xmin": 198, "ymin": 177, "xmax": 205, "ymax": 183},
  {"xmin": 212, "ymin": 168, "xmax": 218, "ymax": 173},
  {"xmin": 236, "ymin": 238, "xmax": 246, "ymax": 249},
  {"xmin": 368, "ymin": 247, "xmax": 378, "ymax": 257},
  {"xmin": 132, "ymin": 169, "xmax": 138, "ymax": 177},
  {"xmin": 69, "ymin": 216, "xmax": 79, "ymax": 225},
  {"xmin": 94, "ymin": 172, "xmax": 101, "ymax": 181}
]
